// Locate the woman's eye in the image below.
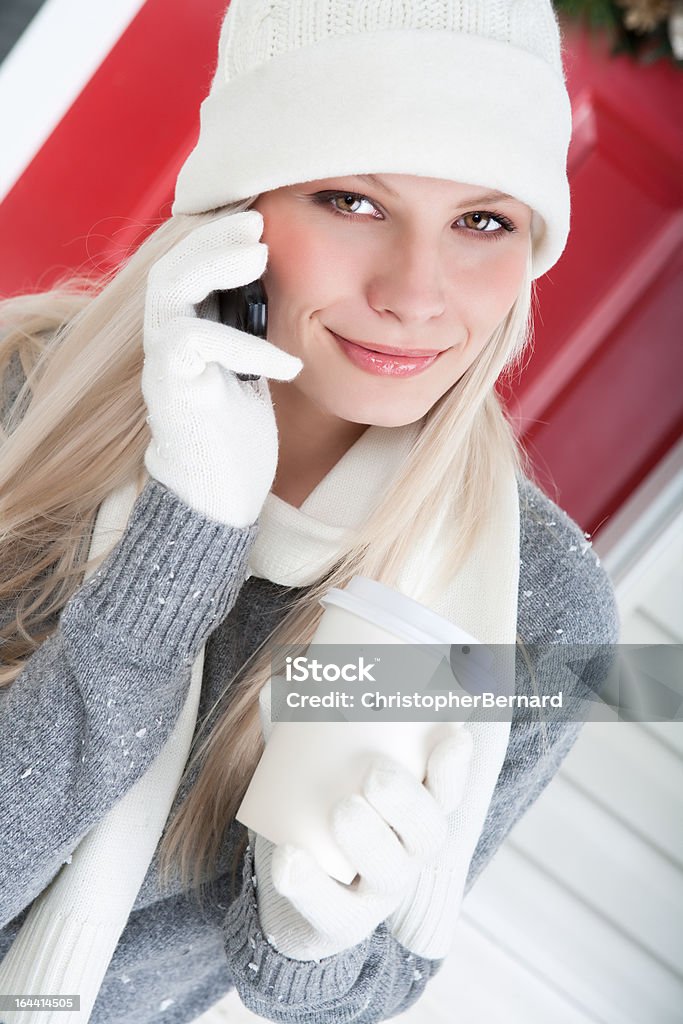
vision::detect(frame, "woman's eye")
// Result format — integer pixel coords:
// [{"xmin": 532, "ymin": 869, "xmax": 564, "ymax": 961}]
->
[
  {"xmin": 314, "ymin": 192, "xmax": 381, "ymax": 218},
  {"xmin": 458, "ymin": 212, "xmax": 513, "ymax": 234},
  {"xmin": 332, "ymin": 193, "xmax": 380, "ymax": 216}
]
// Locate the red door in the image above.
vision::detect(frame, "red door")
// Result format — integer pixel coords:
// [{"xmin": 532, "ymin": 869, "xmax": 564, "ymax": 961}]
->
[{"xmin": 512, "ymin": 21, "xmax": 683, "ymax": 535}]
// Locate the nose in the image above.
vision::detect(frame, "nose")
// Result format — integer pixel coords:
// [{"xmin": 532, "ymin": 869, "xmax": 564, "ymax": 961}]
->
[{"xmin": 366, "ymin": 231, "xmax": 447, "ymax": 325}]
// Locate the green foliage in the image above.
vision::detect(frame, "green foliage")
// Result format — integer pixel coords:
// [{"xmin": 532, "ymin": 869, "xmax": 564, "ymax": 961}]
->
[
  {"xmin": 555, "ymin": 0, "xmax": 683, "ymax": 66},
  {"xmin": 555, "ymin": 0, "xmax": 617, "ymax": 29}
]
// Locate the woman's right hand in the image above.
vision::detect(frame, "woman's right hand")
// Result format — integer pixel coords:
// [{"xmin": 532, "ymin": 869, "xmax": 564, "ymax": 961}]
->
[{"xmin": 141, "ymin": 210, "xmax": 303, "ymax": 528}]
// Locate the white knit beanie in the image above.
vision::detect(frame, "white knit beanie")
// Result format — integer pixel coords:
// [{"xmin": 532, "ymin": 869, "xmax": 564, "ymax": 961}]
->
[{"xmin": 172, "ymin": 0, "xmax": 573, "ymax": 279}]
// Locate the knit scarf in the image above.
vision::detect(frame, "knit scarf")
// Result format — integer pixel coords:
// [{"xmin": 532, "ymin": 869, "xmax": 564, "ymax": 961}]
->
[{"xmin": 0, "ymin": 419, "xmax": 519, "ymax": 1022}]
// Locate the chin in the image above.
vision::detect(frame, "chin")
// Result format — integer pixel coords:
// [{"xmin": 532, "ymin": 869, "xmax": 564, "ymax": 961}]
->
[{"xmin": 325, "ymin": 395, "xmax": 432, "ymax": 429}]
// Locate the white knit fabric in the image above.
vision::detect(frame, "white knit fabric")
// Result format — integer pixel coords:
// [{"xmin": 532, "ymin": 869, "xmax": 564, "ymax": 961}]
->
[
  {"xmin": 218, "ymin": 0, "xmax": 564, "ymax": 77},
  {"xmin": 247, "ymin": 420, "xmax": 422, "ymax": 586},
  {"xmin": 142, "ymin": 210, "xmax": 303, "ymax": 528},
  {"xmin": 251, "ymin": 723, "xmax": 475, "ymax": 961},
  {"xmin": 173, "ymin": 0, "xmax": 572, "ymax": 279}
]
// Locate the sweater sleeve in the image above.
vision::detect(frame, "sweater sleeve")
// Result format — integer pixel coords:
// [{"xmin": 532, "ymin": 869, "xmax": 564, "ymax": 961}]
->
[
  {"xmin": 0, "ymin": 478, "xmax": 258, "ymax": 930},
  {"xmin": 222, "ymin": 837, "xmax": 442, "ymax": 1023}
]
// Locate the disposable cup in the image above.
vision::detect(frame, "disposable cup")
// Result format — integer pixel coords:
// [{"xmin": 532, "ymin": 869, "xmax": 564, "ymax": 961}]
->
[{"xmin": 236, "ymin": 576, "xmax": 484, "ymax": 883}]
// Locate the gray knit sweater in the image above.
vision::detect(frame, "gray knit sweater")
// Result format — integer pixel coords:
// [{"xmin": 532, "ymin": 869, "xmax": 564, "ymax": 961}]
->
[{"xmin": 0, "ymin": 361, "xmax": 620, "ymax": 1024}]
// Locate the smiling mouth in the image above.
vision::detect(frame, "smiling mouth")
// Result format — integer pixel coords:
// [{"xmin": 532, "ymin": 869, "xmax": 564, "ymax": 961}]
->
[
  {"xmin": 329, "ymin": 332, "xmax": 446, "ymax": 357},
  {"xmin": 328, "ymin": 329, "xmax": 447, "ymax": 378}
]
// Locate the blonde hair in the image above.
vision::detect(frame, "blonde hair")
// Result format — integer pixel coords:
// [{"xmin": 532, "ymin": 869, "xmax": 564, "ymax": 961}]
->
[{"xmin": 0, "ymin": 199, "xmax": 538, "ymax": 908}]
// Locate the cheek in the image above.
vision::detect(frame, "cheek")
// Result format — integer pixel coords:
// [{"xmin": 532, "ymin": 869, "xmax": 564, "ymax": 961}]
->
[
  {"xmin": 260, "ymin": 217, "xmax": 307, "ymax": 305},
  {"xmin": 460, "ymin": 249, "xmax": 527, "ymax": 334},
  {"xmin": 261, "ymin": 215, "xmax": 351, "ymax": 311},
  {"xmin": 492, "ymin": 253, "xmax": 527, "ymax": 305}
]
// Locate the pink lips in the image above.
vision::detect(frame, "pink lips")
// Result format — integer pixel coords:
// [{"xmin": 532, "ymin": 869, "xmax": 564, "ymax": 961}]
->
[{"xmin": 330, "ymin": 331, "xmax": 445, "ymax": 378}]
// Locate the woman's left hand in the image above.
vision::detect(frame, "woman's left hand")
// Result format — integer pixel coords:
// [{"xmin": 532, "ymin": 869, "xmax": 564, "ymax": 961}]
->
[{"xmin": 251, "ymin": 705, "xmax": 472, "ymax": 961}]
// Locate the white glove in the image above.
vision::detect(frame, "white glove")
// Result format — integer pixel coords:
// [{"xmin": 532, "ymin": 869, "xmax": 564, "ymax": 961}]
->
[
  {"xmin": 251, "ymin": 678, "xmax": 473, "ymax": 962},
  {"xmin": 142, "ymin": 211, "xmax": 303, "ymax": 528}
]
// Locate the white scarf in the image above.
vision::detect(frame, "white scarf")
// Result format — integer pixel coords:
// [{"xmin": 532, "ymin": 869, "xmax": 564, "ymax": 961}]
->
[{"xmin": 0, "ymin": 420, "xmax": 519, "ymax": 1021}]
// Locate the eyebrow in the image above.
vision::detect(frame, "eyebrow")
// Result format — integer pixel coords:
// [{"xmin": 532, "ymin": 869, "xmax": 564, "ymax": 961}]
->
[{"xmin": 356, "ymin": 174, "xmax": 517, "ymax": 207}]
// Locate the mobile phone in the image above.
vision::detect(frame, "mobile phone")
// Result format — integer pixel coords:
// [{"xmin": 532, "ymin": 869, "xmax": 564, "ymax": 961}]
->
[{"xmin": 218, "ymin": 280, "xmax": 268, "ymax": 381}]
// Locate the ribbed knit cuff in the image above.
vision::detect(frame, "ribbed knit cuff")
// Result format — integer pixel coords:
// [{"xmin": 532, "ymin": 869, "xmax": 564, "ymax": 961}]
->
[
  {"xmin": 387, "ymin": 865, "xmax": 464, "ymax": 960},
  {"xmin": 222, "ymin": 838, "xmax": 374, "ymax": 1011},
  {"xmin": 63, "ymin": 478, "xmax": 259, "ymax": 661},
  {"xmin": 0, "ymin": 899, "xmax": 117, "ymax": 1023}
]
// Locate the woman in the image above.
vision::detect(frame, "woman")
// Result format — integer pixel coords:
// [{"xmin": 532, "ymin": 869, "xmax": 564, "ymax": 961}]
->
[{"xmin": 0, "ymin": 1, "xmax": 619, "ymax": 1022}]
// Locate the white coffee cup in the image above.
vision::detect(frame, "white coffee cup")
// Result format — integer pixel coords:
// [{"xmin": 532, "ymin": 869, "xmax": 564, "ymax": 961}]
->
[{"xmin": 236, "ymin": 576, "xmax": 486, "ymax": 883}]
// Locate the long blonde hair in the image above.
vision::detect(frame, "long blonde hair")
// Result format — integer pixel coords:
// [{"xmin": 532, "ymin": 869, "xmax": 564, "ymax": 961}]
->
[{"xmin": 0, "ymin": 198, "xmax": 536, "ymax": 906}]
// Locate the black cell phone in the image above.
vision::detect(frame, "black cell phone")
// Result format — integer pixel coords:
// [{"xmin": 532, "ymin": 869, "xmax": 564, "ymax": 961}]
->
[{"xmin": 218, "ymin": 280, "xmax": 268, "ymax": 381}]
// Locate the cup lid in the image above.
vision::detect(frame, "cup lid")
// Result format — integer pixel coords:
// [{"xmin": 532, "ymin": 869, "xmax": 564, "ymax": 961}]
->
[{"xmin": 319, "ymin": 575, "xmax": 484, "ymax": 649}]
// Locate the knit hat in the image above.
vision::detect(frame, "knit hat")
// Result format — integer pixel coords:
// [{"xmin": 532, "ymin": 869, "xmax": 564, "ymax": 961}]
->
[{"xmin": 172, "ymin": 0, "xmax": 573, "ymax": 279}]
